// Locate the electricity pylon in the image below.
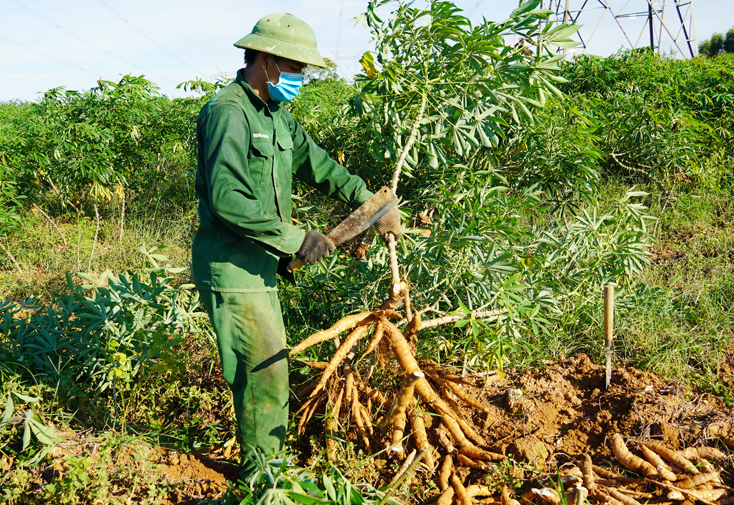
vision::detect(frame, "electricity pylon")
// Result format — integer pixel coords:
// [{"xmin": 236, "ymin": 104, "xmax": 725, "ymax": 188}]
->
[{"xmin": 541, "ymin": 0, "xmax": 698, "ymax": 58}]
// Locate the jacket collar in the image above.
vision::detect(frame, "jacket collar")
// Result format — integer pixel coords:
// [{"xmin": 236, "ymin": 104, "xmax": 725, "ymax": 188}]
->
[{"xmin": 235, "ymin": 69, "xmax": 281, "ymax": 115}]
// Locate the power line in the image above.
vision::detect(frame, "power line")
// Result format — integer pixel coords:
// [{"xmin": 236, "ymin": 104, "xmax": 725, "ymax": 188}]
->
[
  {"xmin": 468, "ymin": 0, "xmax": 485, "ymax": 15},
  {"xmin": 94, "ymin": 0, "xmax": 207, "ymax": 77},
  {"xmin": 5, "ymin": 0, "xmax": 176, "ymax": 83},
  {"xmin": 0, "ymin": 33, "xmax": 100, "ymax": 77},
  {"xmin": 335, "ymin": 0, "xmax": 345, "ymax": 61}
]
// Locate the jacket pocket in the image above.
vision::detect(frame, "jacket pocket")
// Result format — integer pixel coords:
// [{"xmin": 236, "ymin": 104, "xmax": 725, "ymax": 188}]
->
[
  {"xmin": 251, "ymin": 138, "xmax": 275, "ymax": 187},
  {"xmin": 275, "ymin": 134, "xmax": 294, "ymax": 205}
]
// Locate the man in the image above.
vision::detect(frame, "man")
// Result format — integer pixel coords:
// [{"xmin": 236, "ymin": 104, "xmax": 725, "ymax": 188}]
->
[{"xmin": 191, "ymin": 13, "xmax": 400, "ymax": 473}]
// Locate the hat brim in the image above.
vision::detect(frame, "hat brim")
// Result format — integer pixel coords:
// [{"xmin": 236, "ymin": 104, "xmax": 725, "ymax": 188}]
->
[{"xmin": 234, "ymin": 33, "xmax": 326, "ymax": 68}]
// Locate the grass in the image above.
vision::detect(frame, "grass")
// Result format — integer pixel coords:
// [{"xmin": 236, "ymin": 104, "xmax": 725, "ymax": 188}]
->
[
  {"xmin": 0, "ymin": 200, "xmax": 196, "ymax": 302},
  {"xmin": 621, "ymin": 187, "xmax": 734, "ymax": 400}
]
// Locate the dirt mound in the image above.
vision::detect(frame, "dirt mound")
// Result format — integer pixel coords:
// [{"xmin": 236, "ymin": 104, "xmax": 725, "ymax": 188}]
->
[
  {"xmin": 158, "ymin": 450, "xmax": 239, "ymax": 504},
  {"xmin": 467, "ymin": 353, "xmax": 733, "ymax": 465}
]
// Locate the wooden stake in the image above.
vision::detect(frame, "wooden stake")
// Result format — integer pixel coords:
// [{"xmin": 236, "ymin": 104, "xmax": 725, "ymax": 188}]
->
[{"xmin": 604, "ymin": 284, "xmax": 615, "ymax": 390}]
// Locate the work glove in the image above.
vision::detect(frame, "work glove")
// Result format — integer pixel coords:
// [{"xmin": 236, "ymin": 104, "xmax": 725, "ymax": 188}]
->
[
  {"xmin": 374, "ymin": 207, "xmax": 402, "ymax": 240},
  {"xmin": 296, "ymin": 230, "xmax": 335, "ymax": 265}
]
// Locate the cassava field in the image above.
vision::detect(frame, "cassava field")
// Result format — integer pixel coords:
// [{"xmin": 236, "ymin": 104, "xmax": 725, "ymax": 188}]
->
[{"xmin": 2, "ymin": 1, "xmax": 734, "ymax": 504}]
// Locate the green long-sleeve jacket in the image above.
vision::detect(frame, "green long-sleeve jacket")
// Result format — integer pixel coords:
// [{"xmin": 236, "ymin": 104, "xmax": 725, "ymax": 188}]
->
[{"xmin": 192, "ymin": 71, "xmax": 373, "ymax": 293}]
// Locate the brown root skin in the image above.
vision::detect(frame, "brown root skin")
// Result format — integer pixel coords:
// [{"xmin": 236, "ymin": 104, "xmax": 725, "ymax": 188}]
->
[
  {"xmin": 420, "ymin": 362, "xmax": 470, "ymax": 385},
  {"xmin": 680, "ymin": 446, "xmax": 727, "ymax": 464},
  {"xmin": 345, "ymin": 367, "xmax": 354, "ymax": 407},
  {"xmin": 465, "ymin": 485, "xmax": 492, "ymax": 498},
  {"xmin": 610, "ymin": 434, "xmax": 658, "ymax": 478},
  {"xmin": 640, "ymin": 444, "xmax": 677, "ymax": 481},
  {"xmin": 357, "ymin": 401, "xmax": 374, "ymax": 435},
  {"xmin": 388, "ymin": 374, "xmax": 422, "ymax": 457},
  {"xmin": 582, "ymin": 454, "xmax": 596, "ymax": 490},
  {"xmin": 360, "ymin": 384, "xmax": 388, "ymax": 405},
  {"xmin": 424, "ymin": 366, "xmax": 493, "ymax": 416},
  {"xmin": 591, "ymin": 490, "xmax": 624, "ymax": 505},
  {"xmin": 362, "ymin": 320, "xmax": 386, "ymax": 357},
  {"xmin": 642, "ymin": 442, "xmax": 700, "ymax": 474},
  {"xmin": 380, "ymin": 320, "xmax": 500, "ymax": 458},
  {"xmin": 459, "ymin": 443, "xmax": 504, "ymax": 462},
  {"xmin": 451, "ymin": 474, "xmax": 472, "ymax": 505},
  {"xmin": 309, "ymin": 325, "xmax": 370, "ymax": 399},
  {"xmin": 410, "ymin": 408, "xmax": 436, "ymax": 470},
  {"xmin": 327, "ymin": 387, "xmax": 345, "ymax": 462},
  {"xmin": 648, "ymin": 479, "xmax": 719, "ymax": 505},
  {"xmin": 439, "ymin": 455, "xmax": 453, "ymax": 491},
  {"xmin": 299, "ymin": 361, "xmax": 329, "ymax": 369},
  {"xmin": 437, "ymin": 486, "xmax": 455, "ymax": 505},
  {"xmin": 454, "ymin": 413, "xmax": 487, "ymax": 447},
  {"xmin": 403, "ymin": 311, "xmax": 421, "ymax": 349},
  {"xmin": 607, "ymin": 489, "xmax": 642, "ymax": 505},
  {"xmin": 693, "ymin": 447, "xmax": 726, "ymax": 460},
  {"xmin": 443, "ymin": 376, "xmax": 498, "ymax": 416},
  {"xmin": 352, "ymin": 383, "xmax": 371, "ymax": 453},
  {"xmin": 382, "ymin": 320, "xmax": 422, "ymax": 375},
  {"xmin": 294, "ymin": 380, "xmax": 319, "ymax": 401},
  {"xmin": 388, "ymin": 371, "xmax": 424, "ymax": 426},
  {"xmin": 593, "ymin": 465, "xmax": 622, "ymax": 480},
  {"xmin": 456, "ymin": 452, "xmax": 489, "ymax": 470},
  {"xmin": 290, "ymin": 312, "xmax": 375, "ymax": 354},
  {"xmin": 298, "ymin": 393, "xmax": 326, "ymax": 435},
  {"xmin": 677, "ymin": 472, "xmax": 720, "ymax": 489}
]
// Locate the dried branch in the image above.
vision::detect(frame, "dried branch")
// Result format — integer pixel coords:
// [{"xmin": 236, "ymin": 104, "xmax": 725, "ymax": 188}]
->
[
  {"xmin": 420, "ymin": 308, "xmax": 507, "ymax": 330},
  {"xmin": 33, "ymin": 204, "xmax": 68, "ymax": 248}
]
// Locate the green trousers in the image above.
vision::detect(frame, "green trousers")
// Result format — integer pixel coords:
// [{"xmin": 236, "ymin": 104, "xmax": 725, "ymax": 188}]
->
[{"xmin": 199, "ymin": 290, "xmax": 289, "ymax": 465}]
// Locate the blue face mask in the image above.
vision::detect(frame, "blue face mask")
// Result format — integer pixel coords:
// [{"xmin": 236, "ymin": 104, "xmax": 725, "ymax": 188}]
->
[{"xmin": 265, "ymin": 61, "xmax": 303, "ymax": 102}]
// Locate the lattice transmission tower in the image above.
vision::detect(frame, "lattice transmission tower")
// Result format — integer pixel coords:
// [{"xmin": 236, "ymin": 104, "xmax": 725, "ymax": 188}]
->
[{"xmin": 541, "ymin": 0, "xmax": 698, "ymax": 59}]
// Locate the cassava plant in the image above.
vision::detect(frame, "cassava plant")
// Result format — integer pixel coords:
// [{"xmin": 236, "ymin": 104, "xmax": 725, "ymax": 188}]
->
[
  {"xmin": 289, "ymin": 0, "xmax": 580, "ymax": 499},
  {"xmin": 0, "ymin": 165, "xmax": 25, "ymax": 273}
]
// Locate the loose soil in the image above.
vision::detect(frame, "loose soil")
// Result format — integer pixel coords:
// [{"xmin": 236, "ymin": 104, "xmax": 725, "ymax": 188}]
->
[{"xmin": 470, "ymin": 353, "xmax": 732, "ymax": 463}]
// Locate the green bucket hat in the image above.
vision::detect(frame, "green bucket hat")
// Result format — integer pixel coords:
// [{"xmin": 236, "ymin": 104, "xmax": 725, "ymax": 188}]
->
[{"xmin": 234, "ymin": 13, "xmax": 326, "ymax": 68}]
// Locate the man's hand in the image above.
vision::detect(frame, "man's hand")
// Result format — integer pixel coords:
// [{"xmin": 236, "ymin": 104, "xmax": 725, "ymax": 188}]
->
[
  {"xmin": 375, "ymin": 207, "xmax": 402, "ymax": 240},
  {"xmin": 296, "ymin": 230, "xmax": 335, "ymax": 265}
]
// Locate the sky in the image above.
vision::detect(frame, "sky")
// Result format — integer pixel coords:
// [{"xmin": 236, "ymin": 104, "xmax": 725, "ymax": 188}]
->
[{"xmin": 0, "ymin": 0, "xmax": 732, "ymax": 102}]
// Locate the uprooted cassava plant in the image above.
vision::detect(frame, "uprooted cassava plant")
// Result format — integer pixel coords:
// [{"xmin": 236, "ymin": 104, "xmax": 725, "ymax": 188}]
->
[{"xmin": 289, "ymin": 1, "xmax": 582, "ymax": 502}]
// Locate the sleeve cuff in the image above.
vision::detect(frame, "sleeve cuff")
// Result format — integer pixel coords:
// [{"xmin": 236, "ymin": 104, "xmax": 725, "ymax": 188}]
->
[{"xmin": 353, "ymin": 188, "xmax": 374, "ymax": 209}]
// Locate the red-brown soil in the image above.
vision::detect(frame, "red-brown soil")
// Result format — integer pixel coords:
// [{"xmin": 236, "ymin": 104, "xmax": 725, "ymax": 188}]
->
[{"xmin": 469, "ymin": 354, "xmax": 733, "ymax": 463}]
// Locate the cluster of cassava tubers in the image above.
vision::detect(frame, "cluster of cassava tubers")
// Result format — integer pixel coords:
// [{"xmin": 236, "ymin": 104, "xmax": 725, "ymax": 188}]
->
[
  {"xmin": 521, "ymin": 435, "xmax": 731, "ymax": 505},
  {"xmin": 291, "ymin": 285, "xmax": 505, "ymax": 486}
]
